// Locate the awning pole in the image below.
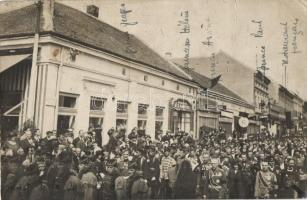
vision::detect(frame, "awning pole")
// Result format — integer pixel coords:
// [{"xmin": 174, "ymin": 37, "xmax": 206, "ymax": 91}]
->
[{"xmin": 25, "ymin": 1, "xmax": 42, "ymax": 124}]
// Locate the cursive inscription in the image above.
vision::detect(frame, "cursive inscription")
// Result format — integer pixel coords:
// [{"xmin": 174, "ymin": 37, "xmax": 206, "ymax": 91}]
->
[
  {"xmin": 210, "ymin": 53, "xmax": 216, "ymax": 78},
  {"xmin": 178, "ymin": 11, "xmax": 190, "ymax": 34},
  {"xmin": 250, "ymin": 20, "xmax": 263, "ymax": 37},
  {"xmin": 257, "ymin": 46, "xmax": 269, "ymax": 75},
  {"xmin": 201, "ymin": 18, "xmax": 214, "ymax": 46},
  {"xmin": 183, "ymin": 38, "xmax": 190, "ymax": 68},
  {"xmin": 291, "ymin": 18, "xmax": 303, "ymax": 54},
  {"xmin": 280, "ymin": 22, "xmax": 288, "ymax": 66},
  {"xmin": 120, "ymin": 3, "xmax": 138, "ymax": 26}
]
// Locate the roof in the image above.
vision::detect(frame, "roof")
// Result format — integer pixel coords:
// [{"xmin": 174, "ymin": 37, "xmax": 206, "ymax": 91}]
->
[
  {"xmin": 179, "ymin": 65, "xmax": 248, "ymax": 102},
  {"xmin": 0, "ymin": 2, "xmax": 190, "ymax": 80}
]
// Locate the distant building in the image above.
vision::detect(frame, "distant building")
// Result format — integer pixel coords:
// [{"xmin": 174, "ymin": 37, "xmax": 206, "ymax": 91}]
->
[
  {"xmin": 175, "ymin": 64, "xmax": 255, "ymax": 138},
  {"xmin": 174, "ymin": 51, "xmax": 271, "ymax": 132}
]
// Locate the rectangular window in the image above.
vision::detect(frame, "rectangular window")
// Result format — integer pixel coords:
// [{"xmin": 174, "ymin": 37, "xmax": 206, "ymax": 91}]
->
[
  {"xmin": 59, "ymin": 94, "xmax": 77, "ymax": 108},
  {"xmin": 90, "ymin": 96, "xmax": 105, "ymax": 111},
  {"xmin": 57, "ymin": 115, "xmax": 75, "ymax": 133},
  {"xmin": 138, "ymin": 104, "xmax": 148, "ymax": 115},
  {"xmin": 117, "ymin": 102, "xmax": 128, "ymax": 114},
  {"xmin": 155, "ymin": 121, "xmax": 163, "ymax": 139},
  {"xmin": 89, "ymin": 117, "xmax": 103, "ymax": 128},
  {"xmin": 116, "ymin": 119, "xmax": 127, "ymax": 130},
  {"xmin": 155, "ymin": 106, "xmax": 164, "ymax": 117},
  {"xmin": 137, "ymin": 120, "xmax": 147, "ymax": 130},
  {"xmin": 57, "ymin": 93, "xmax": 78, "ymax": 134}
]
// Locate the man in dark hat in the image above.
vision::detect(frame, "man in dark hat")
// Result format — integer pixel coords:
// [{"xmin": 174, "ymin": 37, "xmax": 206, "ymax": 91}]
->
[
  {"xmin": 46, "ymin": 149, "xmax": 80, "ymax": 200},
  {"xmin": 73, "ymin": 130, "xmax": 87, "ymax": 151},
  {"xmin": 99, "ymin": 159, "xmax": 117, "ymax": 200},
  {"xmin": 143, "ymin": 145, "xmax": 160, "ymax": 199},
  {"xmin": 106, "ymin": 128, "xmax": 118, "ymax": 153},
  {"xmin": 228, "ymin": 161, "xmax": 244, "ymax": 198},
  {"xmin": 131, "ymin": 170, "xmax": 149, "ymax": 199},
  {"xmin": 19, "ymin": 129, "xmax": 36, "ymax": 154}
]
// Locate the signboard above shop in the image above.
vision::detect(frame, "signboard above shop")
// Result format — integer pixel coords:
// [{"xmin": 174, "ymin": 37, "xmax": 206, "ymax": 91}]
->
[{"xmin": 172, "ymin": 99, "xmax": 193, "ymax": 112}]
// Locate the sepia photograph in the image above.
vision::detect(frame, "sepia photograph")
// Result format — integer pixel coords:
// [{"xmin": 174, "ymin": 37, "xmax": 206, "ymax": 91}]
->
[{"xmin": 0, "ymin": 0, "xmax": 307, "ymax": 199}]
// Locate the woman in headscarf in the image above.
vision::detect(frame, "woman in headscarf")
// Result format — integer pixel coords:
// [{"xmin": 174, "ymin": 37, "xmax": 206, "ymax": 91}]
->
[{"xmin": 173, "ymin": 159, "xmax": 197, "ymax": 199}]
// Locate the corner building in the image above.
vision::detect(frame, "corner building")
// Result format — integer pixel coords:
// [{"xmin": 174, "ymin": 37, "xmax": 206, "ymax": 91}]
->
[{"xmin": 0, "ymin": 1, "xmax": 198, "ymax": 143}]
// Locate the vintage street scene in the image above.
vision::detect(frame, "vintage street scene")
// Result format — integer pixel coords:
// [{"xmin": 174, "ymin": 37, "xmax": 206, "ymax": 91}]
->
[{"xmin": 1, "ymin": 0, "xmax": 307, "ymax": 199}]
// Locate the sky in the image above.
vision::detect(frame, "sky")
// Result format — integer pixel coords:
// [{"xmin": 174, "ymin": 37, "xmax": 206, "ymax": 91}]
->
[
  {"xmin": 95, "ymin": 0, "xmax": 307, "ymax": 100},
  {"xmin": 1, "ymin": 0, "xmax": 307, "ymax": 99}
]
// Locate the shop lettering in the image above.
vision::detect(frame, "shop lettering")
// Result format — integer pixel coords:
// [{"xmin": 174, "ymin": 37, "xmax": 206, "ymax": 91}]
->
[
  {"xmin": 250, "ymin": 20, "xmax": 263, "ymax": 37},
  {"xmin": 120, "ymin": 3, "xmax": 138, "ymax": 26}
]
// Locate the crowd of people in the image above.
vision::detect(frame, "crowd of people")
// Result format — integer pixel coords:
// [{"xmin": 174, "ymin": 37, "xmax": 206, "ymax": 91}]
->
[{"xmin": 1, "ymin": 125, "xmax": 307, "ymax": 200}]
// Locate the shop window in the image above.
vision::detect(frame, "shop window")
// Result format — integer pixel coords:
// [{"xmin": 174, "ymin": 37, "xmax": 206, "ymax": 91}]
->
[
  {"xmin": 90, "ymin": 96, "xmax": 105, "ymax": 111},
  {"xmin": 137, "ymin": 120, "xmax": 147, "ymax": 130},
  {"xmin": 57, "ymin": 115, "xmax": 75, "ymax": 133},
  {"xmin": 116, "ymin": 119, "xmax": 127, "ymax": 130},
  {"xmin": 89, "ymin": 117, "xmax": 103, "ymax": 128},
  {"xmin": 155, "ymin": 121, "xmax": 163, "ymax": 139}
]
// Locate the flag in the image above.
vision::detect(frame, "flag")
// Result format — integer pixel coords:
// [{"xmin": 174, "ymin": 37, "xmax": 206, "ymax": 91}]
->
[{"xmin": 210, "ymin": 74, "xmax": 221, "ymax": 88}]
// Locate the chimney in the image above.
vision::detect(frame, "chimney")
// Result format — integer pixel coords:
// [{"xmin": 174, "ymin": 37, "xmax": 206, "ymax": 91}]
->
[
  {"xmin": 41, "ymin": 0, "xmax": 54, "ymax": 31},
  {"xmin": 87, "ymin": 5, "xmax": 99, "ymax": 18}
]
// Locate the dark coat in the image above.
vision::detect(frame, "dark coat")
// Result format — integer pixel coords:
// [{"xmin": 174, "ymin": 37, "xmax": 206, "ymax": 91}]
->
[{"xmin": 228, "ymin": 169, "xmax": 244, "ymax": 199}]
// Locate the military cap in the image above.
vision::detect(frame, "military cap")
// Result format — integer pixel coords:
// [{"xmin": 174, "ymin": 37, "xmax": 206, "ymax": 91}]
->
[{"xmin": 106, "ymin": 159, "xmax": 116, "ymax": 167}]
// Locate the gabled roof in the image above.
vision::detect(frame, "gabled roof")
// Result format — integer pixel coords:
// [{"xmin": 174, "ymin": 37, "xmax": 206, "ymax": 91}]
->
[
  {"xmin": 0, "ymin": 2, "xmax": 190, "ymax": 80},
  {"xmin": 179, "ymin": 65, "xmax": 248, "ymax": 102}
]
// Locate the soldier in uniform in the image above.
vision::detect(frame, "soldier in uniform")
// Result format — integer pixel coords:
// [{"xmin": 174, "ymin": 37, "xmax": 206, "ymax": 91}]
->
[
  {"xmin": 254, "ymin": 161, "xmax": 278, "ymax": 199},
  {"xmin": 207, "ymin": 158, "xmax": 227, "ymax": 199}
]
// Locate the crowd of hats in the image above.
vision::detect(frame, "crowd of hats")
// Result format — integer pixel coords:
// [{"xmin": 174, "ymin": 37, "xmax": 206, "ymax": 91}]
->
[{"xmin": 1, "ymin": 125, "xmax": 307, "ymax": 199}]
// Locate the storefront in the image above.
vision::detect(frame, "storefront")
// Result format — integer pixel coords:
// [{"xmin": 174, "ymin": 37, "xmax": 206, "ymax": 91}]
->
[
  {"xmin": 169, "ymin": 99, "xmax": 194, "ymax": 134},
  {"xmin": 0, "ymin": 51, "xmax": 33, "ymax": 135},
  {"xmin": 219, "ymin": 111, "xmax": 234, "ymax": 138}
]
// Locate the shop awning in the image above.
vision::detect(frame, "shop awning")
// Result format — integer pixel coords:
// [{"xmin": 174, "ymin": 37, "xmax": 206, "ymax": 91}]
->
[{"xmin": 0, "ymin": 54, "xmax": 31, "ymax": 73}]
